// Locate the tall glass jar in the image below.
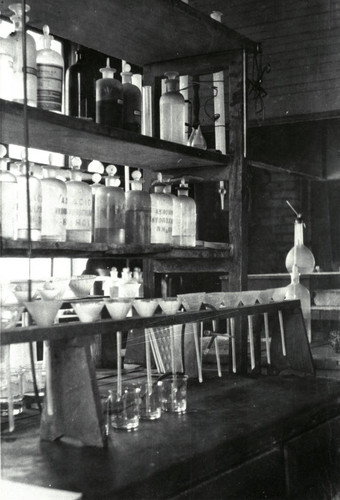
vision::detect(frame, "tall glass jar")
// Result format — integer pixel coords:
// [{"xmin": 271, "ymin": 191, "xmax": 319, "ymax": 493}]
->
[
  {"xmin": 175, "ymin": 178, "xmax": 196, "ymax": 247},
  {"xmin": 125, "ymin": 170, "xmax": 151, "ymax": 246},
  {"xmin": 16, "ymin": 159, "xmax": 42, "ymax": 241},
  {"xmin": 0, "ymin": 145, "xmax": 17, "ymax": 240},
  {"xmin": 159, "ymin": 71, "xmax": 185, "ymax": 144},
  {"xmin": 41, "ymin": 167, "xmax": 67, "ymax": 241},
  {"xmin": 150, "ymin": 173, "xmax": 173, "ymax": 245}
]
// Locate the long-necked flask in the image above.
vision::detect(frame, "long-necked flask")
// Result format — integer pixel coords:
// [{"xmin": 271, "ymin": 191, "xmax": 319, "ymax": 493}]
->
[
  {"xmin": 0, "ymin": 145, "xmax": 17, "ymax": 240},
  {"xmin": 150, "ymin": 173, "xmax": 173, "ymax": 245},
  {"xmin": 8, "ymin": 3, "xmax": 37, "ymax": 106},
  {"xmin": 65, "ymin": 50, "xmax": 89, "ymax": 118},
  {"xmin": 66, "ymin": 157, "xmax": 92, "ymax": 242},
  {"xmin": 160, "ymin": 71, "xmax": 185, "ymax": 144},
  {"xmin": 176, "ymin": 178, "xmax": 196, "ymax": 247},
  {"xmin": 121, "ymin": 63, "xmax": 141, "ymax": 132},
  {"xmin": 96, "ymin": 58, "xmax": 123, "ymax": 128},
  {"xmin": 41, "ymin": 161, "xmax": 67, "ymax": 241},
  {"xmin": 285, "ymin": 215, "xmax": 315, "ymax": 274},
  {"xmin": 125, "ymin": 170, "xmax": 151, "ymax": 245},
  {"xmin": 285, "ymin": 264, "xmax": 311, "ymax": 342},
  {"xmin": 36, "ymin": 25, "xmax": 64, "ymax": 112},
  {"xmin": 16, "ymin": 157, "xmax": 42, "ymax": 241}
]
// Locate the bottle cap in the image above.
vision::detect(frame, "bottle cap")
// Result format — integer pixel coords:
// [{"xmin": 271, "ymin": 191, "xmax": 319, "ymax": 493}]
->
[
  {"xmin": 164, "ymin": 71, "xmax": 179, "ymax": 82},
  {"xmin": 121, "ymin": 62, "xmax": 133, "ymax": 83},
  {"xmin": 88, "ymin": 160, "xmax": 104, "ymax": 174},
  {"xmin": 100, "ymin": 57, "xmax": 116, "ymax": 79},
  {"xmin": 130, "ymin": 170, "xmax": 143, "ymax": 191},
  {"xmin": 40, "ymin": 24, "xmax": 53, "ymax": 49},
  {"xmin": 92, "ymin": 173, "xmax": 102, "ymax": 184},
  {"xmin": 105, "ymin": 165, "xmax": 121, "ymax": 187}
]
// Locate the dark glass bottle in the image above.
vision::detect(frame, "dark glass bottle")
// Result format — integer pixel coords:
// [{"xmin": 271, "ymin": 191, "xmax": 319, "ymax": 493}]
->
[
  {"xmin": 121, "ymin": 64, "xmax": 141, "ymax": 133},
  {"xmin": 96, "ymin": 58, "xmax": 123, "ymax": 128},
  {"xmin": 125, "ymin": 170, "xmax": 151, "ymax": 245},
  {"xmin": 65, "ymin": 50, "xmax": 89, "ymax": 118}
]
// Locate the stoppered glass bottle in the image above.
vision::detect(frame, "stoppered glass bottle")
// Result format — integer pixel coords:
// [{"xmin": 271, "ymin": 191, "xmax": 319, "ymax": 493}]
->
[
  {"xmin": 125, "ymin": 170, "xmax": 151, "ymax": 246},
  {"xmin": 16, "ymin": 157, "xmax": 42, "ymax": 241},
  {"xmin": 121, "ymin": 63, "xmax": 141, "ymax": 132},
  {"xmin": 41, "ymin": 162, "xmax": 67, "ymax": 241},
  {"xmin": 159, "ymin": 71, "xmax": 185, "ymax": 144},
  {"xmin": 96, "ymin": 58, "xmax": 123, "ymax": 128},
  {"xmin": 0, "ymin": 145, "xmax": 17, "ymax": 240},
  {"xmin": 36, "ymin": 25, "xmax": 64, "ymax": 112},
  {"xmin": 175, "ymin": 178, "xmax": 196, "ymax": 247},
  {"xmin": 150, "ymin": 173, "xmax": 173, "ymax": 245},
  {"xmin": 66, "ymin": 157, "xmax": 92, "ymax": 243}
]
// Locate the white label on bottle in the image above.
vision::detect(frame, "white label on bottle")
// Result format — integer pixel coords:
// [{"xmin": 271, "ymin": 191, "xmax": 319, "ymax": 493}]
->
[{"xmin": 37, "ymin": 64, "xmax": 63, "ymax": 110}]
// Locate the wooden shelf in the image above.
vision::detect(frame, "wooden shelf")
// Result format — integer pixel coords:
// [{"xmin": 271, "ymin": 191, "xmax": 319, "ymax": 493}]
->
[
  {"xmin": 1, "ymin": 300, "xmax": 300, "ymax": 346},
  {"xmin": 0, "ymin": 238, "xmax": 233, "ymax": 259},
  {"xmin": 1, "ymin": 0, "xmax": 256, "ymax": 68},
  {"xmin": 0, "ymin": 100, "xmax": 230, "ymax": 178}
]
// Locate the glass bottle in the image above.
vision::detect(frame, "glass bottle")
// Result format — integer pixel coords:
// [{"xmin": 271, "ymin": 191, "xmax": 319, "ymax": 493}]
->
[
  {"xmin": 0, "ymin": 24, "xmax": 14, "ymax": 101},
  {"xmin": 159, "ymin": 71, "xmax": 185, "ymax": 144},
  {"xmin": 285, "ymin": 215, "xmax": 315, "ymax": 274},
  {"xmin": 91, "ymin": 172, "xmax": 103, "ymax": 242},
  {"xmin": 163, "ymin": 178, "xmax": 180, "ymax": 246},
  {"xmin": 16, "ymin": 157, "xmax": 42, "ymax": 241},
  {"xmin": 66, "ymin": 157, "xmax": 92, "ymax": 243},
  {"xmin": 8, "ymin": 3, "xmax": 37, "ymax": 106},
  {"xmin": 121, "ymin": 63, "xmax": 141, "ymax": 132},
  {"xmin": 41, "ymin": 161, "xmax": 67, "ymax": 241},
  {"xmin": 125, "ymin": 170, "xmax": 151, "ymax": 246},
  {"xmin": 95, "ymin": 58, "xmax": 123, "ymax": 128},
  {"xmin": 65, "ymin": 50, "xmax": 89, "ymax": 118},
  {"xmin": 105, "ymin": 165, "xmax": 125, "ymax": 245},
  {"xmin": 176, "ymin": 178, "xmax": 196, "ymax": 247},
  {"xmin": 36, "ymin": 25, "xmax": 64, "ymax": 112},
  {"xmin": 0, "ymin": 144, "xmax": 17, "ymax": 240},
  {"xmin": 150, "ymin": 173, "xmax": 173, "ymax": 245},
  {"xmin": 285, "ymin": 264, "xmax": 312, "ymax": 343}
]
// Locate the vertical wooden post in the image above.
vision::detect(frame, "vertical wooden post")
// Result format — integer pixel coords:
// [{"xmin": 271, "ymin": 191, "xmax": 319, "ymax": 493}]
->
[{"xmin": 228, "ymin": 49, "xmax": 249, "ymax": 373}]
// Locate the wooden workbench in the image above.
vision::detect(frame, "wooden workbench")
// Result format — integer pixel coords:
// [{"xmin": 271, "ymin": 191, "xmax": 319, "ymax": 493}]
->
[{"xmin": 1, "ymin": 372, "xmax": 340, "ymax": 499}]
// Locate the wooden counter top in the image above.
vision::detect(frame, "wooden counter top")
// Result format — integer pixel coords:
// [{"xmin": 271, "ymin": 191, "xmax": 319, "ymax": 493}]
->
[{"xmin": 2, "ymin": 373, "xmax": 340, "ymax": 499}]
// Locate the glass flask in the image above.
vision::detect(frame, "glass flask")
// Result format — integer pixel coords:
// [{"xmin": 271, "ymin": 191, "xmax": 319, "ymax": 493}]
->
[
  {"xmin": 175, "ymin": 178, "xmax": 196, "ymax": 247},
  {"xmin": 16, "ymin": 158, "xmax": 42, "ymax": 241},
  {"xmin": 187, "ymin": 125, "xmax": 207, "ymax": 150},
  {"xmin": 285, "ymin": 216, "xmax": 315, "ymax": 274},
  {"xmin": 121, "ymin": 63, "xmax": 141, "ymax": 133},
  {"xmin": 160, "ymin": 71, "xmax": 185, "ymax": 144},
  {"xmin": 66, "ymin": 157, "xmax": 92, "ymax": 243},
  {"xmin": 125, "ymin": 170, "xmax": 151, "ymax": 246},
  {"xmin": 0, "ymin": 145, "xmax": 17, "ymax": 240},
  {"xmin": 285, "ymin": 264, "xmax": 312, "ymax": 342},
  {"xmin": 8, "ymin": 3, "xmax": 37, "ymax": 106},
  {"xmin": 36, "ymin": 25, "xmax": 64, "ymax": 112},
  {"xmin": 96, "ymin": 58, "xmax": 123, "ymax": 128},
  {"xmin": 65, "ymin": 49, "xmax": 90, "ymax": 118},
  {"xmin": 150, "ymin": 173, "xmax": 173, "ymax": 245},
  {"xmin": 41, "ymin": 165, "xmax": 67, "ymax": 241}
]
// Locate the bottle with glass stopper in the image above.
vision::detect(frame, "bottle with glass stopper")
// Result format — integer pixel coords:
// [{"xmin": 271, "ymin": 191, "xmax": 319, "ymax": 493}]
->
[
  {"xmin": 96, "ymin": 57, "xmax": 123, "ymax": 128},
  {"xmin": 65, "ymin": 49, "xmax": 90, "ymax": 118},
  {"xmin": 0, "ymin": 144, "xmax": 17, "ymax": 240},
  {"xmin": 105, "ymin": 165, "xmax": 125, "ymax": 245},
  {"xmin": 150, "ymin": 173, "xmax": 173, "ymax": 245},
  {"xmin": 121, "ymin": 63, "xmax": 141, "ymax": 132},
  {"xmin": 16, "ymin": 154, "xmax": 42, "ymax": 241},
  {"xmin": 159, "ymin": 71, "xmax": 185, "ymax": 144},
  {"xmin": 36, "ymin": 25, "xmax": 64, "ymax": 112},
  {"xmin": 41, "ymin": 155, "xmax": 67, "ymax": 241},
  {"xmin": 175, "ymin": 178, "xmax": 196, "ymax": 247},
  {"xmin": 285, "ymin": 264, "xmax": 312, "ymax": 343},
  {"xmin": 125, "ymin": 170, "xmax": 151, "ymax": 246},
  {"xmin": 285, "ymin": 202, "xmax": 315, "ymax": 274},
  {"xmin": 8, "ymin": 3, "xmax": 37, "ymax": 106},
  {"xmin": 0, "ymin": 15, "xmax": 14, "ymax": 101},
  {"xmin": 66, "ymin": 156, "xmax": 92, "ymax": 243},
  {"xmin": 163, "ymin": 176, "xmax": 180, "ymax": 246}
]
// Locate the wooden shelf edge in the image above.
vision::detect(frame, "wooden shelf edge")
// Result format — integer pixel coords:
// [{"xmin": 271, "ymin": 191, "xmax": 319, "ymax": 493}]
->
[
  {"xmin": 1, "ymin": 300, "xmax": 300, "ymax": 345},
  {"xmin": 0, "ymin": 99, "xmax": 230, "ymax": 170}
]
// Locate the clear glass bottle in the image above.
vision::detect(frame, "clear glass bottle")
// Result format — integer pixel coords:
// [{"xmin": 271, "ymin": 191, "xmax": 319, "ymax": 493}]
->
[
  {"xmin": 41, "ymin": 162, "xmax": 67, "ymax": 241},
  {"xmin": 36, "ymin": 25, "xmax": 64, "ymax": 112},
  {"xmin": 91, "ymin": 172, "xmax": 103, "ymax": 242},
  {"xmin": 163, "ymin": 178, "xmax": 180, "ymax": 246},
  {"xmin": 121, "ymin": 63, "xmax": 141, "ymax": 133},
  {"xmin": 0, "ymin": 24, "xmax": 14, "ymax": 101},
  {"xmin": 285, "ymin": 215, "xmax": 315, "ymax": 274},
  {"xmin": 160, "ymin": 71, "xmax": 185, "ymax": 144},
  {"xmin": 105, "ymin": 165, "xmax": 125, "ymax": 245},
  {"xmin": 16, "ymin": 157, "xmax": 42, "ymax": 241},
  {"xmin": 125, "ymin": 170, "xmax": 151, "ymax": 246},
  {"xmin": 176, "ymin": 178, "xmax": 196, "ymax": 247},
  {"xmin": 65, "ymin": 49, "xmax": 91, "ymax": 118},
  {"xmin": 187, "ymin": 125, "xmax": 207, "ymax": 150},
  {"xmin": 8, "ymin": 3, "xmax": 37, "ymax": 106},
  {"xmin": 66, "ymin": 157, "xmax": 92, "ymax": 243},
  {"xmin": 96, "ymin": 58, "xmax": 123, "ymax": 128},
  {"xmin": 285, "ymin": 264, "xmax": 312, "ymax": 342},
  {"xmin": 0, "ymin": 144, "xmax": 17, "ymax": 240},
  {"xmin": 150, "ymin": 173, "xmax": 173, "ymax": 245}
]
